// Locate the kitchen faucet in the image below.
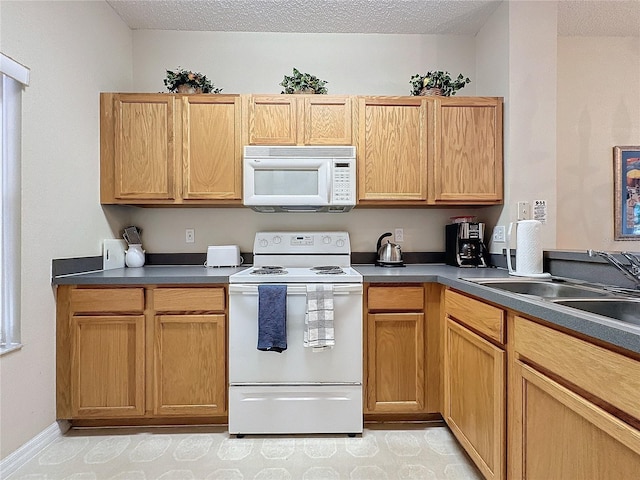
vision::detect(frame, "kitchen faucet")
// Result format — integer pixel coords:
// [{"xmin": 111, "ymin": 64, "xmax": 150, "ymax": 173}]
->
[{"xmin": 588, "ymin": 250, "xmax": 640, "ymax": 288}]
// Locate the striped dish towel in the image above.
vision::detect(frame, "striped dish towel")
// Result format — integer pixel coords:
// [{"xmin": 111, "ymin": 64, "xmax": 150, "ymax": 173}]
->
[{"xmin": 304, "ymin": 284, "xmax": 334, "ymax": 350}]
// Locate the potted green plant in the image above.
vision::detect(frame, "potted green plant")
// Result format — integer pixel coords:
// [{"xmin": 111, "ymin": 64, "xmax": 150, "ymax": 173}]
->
[
  {"xmin": 410, "ymin": 71, "xmax": 470, "ymax": 96},
  {"xmin": 280, "ymin": 68, "xmax": 328, "ymax": 94},
  {"xmin": 164, "ymin": 67, "xmax": 222, "ymax": 94}
]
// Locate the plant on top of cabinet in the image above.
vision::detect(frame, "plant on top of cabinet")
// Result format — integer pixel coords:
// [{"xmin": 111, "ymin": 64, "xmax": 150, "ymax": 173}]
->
[
  {"xmin": 410, "ymin": 71, "xmax": 470, "ymax": 96},
  {"xmin": 164, "ymin": 67, "xmax": 223, "ymax": 94},
  {"xmin": 280, "ymin": 67, "xmax": 328, "ymax": 94}
]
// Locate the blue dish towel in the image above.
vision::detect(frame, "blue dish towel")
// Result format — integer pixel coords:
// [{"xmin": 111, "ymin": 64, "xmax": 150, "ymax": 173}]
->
[{"xmin": 257, "ymin": 284, "xmax": 287, "ymax": 353}]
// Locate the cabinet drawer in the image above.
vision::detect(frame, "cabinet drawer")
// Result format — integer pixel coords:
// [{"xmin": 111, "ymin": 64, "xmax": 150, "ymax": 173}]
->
[
  {"xmin": 71, "ymin": 288, "xmax": 144, "ymax": 313},
  {"xmin": 367, "ymin": 286, "xmax": 424, "ymax": 311},
  {"xmin": 445, "ymin": 289, "xmax": 504, "ymax": 344},
  {"xmin": 153, "ymin": 288, "xmax": 225, "ymax": 312},
  {"xmin": 514, "ymin": 315, "xmax": 640, "ymax": 421}
]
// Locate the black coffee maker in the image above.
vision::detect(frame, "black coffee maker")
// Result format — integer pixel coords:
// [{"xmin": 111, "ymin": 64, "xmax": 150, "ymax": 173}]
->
[{"xmin": 445, "ymin": 222, "xmax": 488, "ymax": 267}]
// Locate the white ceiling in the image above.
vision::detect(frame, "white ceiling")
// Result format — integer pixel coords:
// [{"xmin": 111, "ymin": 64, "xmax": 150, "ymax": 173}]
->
[{"xmin": 105, "ymin": 0, "xmax": 640, "ymax": 37}]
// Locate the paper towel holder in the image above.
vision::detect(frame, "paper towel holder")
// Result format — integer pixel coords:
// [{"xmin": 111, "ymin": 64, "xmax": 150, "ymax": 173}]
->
[{"xmin": 506, "ymin": 220, "xmax": 551, "ymax": 278}]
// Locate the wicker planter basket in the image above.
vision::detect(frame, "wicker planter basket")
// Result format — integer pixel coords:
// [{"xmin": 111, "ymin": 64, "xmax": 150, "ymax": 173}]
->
[{"xmin": 419, "ymin": 87, "xmax": 443, "ymax": 96}]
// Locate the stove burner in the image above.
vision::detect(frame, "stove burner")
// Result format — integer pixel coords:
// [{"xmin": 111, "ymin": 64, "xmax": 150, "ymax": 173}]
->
[
  {"xmin": 312, "ymin": 266, "xmax": 346, "ymax": 275},
  {"xmin": 251, "ymin": 266, "xmax": 288, "ymax": 275}
]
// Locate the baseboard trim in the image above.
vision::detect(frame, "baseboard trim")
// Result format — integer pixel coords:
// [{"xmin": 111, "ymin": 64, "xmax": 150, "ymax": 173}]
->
[{"xmin": 1, "ymin": 420, "xmax": 70, "ymax": 478}]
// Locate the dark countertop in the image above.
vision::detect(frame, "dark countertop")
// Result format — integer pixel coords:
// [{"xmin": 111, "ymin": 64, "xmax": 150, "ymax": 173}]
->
[
  {"xmin": 52, "ymin": 265, "xmax": 247, "ymax": 285},
  {"xmin": 52, "ymin": 263, "xmax": 640, "ymax": 355}
]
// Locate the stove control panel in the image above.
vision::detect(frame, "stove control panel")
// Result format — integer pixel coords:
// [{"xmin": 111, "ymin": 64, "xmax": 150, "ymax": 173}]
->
[{"xmin": 253, "ymin": 232, "xmax": 351, "ymax": 255}]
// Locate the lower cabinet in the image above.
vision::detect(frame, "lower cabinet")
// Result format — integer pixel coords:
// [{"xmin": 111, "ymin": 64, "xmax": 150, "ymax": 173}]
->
[
  {"xmin": 364, "ymin": 284, "xmax": 439, "ymax": 416},
  {"xmin": 510, "ymin": 315, "xmax": 640, "ymax": 479},
  {"xmin": 71, "ymin": 314, "xmax": 145, "ymax": 417},
  {"xmin": 444, "ymin": 289, "xmax": 506, "ymax": 480},
  {"xmin": 57, "ymin": 285, "xmax": 227, "ymax": 423},
  {"xmin": 152, "ymin": 287, "xmax": 226, "ymax": 416}
]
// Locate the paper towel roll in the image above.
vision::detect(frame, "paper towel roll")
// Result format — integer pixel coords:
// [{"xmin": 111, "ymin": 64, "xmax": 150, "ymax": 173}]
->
[{"xmin": 515, "ymin": 220, "xmax": 543, "ymax": 275}]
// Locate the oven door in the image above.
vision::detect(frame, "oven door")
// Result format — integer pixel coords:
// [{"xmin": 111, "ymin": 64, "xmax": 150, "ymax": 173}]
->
[
  {"xmin": 228, "ymin": 283, "xmax": 362, "ymax": 384},
  {"xmin": 242, "ymin": 157, "xmax": 330, "ymax": 207}
]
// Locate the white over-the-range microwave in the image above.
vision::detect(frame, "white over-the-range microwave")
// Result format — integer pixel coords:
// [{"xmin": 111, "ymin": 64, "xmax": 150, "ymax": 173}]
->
[{"xmin": 243, "ymin": 145, "xmax": 356, "ymax": 213}]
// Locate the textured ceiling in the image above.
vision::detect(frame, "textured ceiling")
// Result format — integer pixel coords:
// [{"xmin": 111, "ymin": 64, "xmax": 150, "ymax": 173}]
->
[{"xmin": 106, "ymin": 0, "xmax": 640, "ymax": 36}]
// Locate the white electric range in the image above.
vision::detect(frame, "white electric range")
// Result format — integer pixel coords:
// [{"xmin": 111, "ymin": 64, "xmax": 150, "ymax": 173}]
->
[{"xmin": 228, "ymin": 232, "xmax": 363, "ymax": 437}]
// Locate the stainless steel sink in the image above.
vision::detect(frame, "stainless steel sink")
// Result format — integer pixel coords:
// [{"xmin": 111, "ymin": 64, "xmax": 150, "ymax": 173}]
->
[
  {"xmin": 551, "ymin": 299, "xmax": 640, "ymax": 326},
  {"xmin": 466, "ymin": 279, "xmax": 617, "ymax": 298}
]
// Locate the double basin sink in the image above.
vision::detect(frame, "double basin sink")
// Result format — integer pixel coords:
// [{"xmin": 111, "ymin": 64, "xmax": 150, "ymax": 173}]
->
[{"xmin": 466, "ymin": 278, "xmax": 640, "ymax": 327}]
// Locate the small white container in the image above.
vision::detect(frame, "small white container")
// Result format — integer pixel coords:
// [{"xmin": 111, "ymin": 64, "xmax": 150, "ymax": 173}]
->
[{"xmin": 125, "ymin": 244, "xmax": 145, "ymax": 268}]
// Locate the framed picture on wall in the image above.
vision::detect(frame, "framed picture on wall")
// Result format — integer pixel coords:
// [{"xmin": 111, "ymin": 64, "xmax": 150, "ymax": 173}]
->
[{"xmin": 614, "ymin": 145, "xmax": 640, "ymax": 240}]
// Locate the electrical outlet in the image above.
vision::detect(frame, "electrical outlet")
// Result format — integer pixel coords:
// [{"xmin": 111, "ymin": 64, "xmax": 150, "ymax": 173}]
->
[
  {"xmin": 185, "ymin": 228, "xmax": 195, "ymax": 243},
  {"xmin": 517, "ymin": 201, "xmax": 531, "ymax": 220},
  {"xmin": 394, "ymin": 228, "xmax": 404, "ymax": 242},
  {"xmin": 493, "ymin": 225, "xmax": 506, "ymax": 243}
]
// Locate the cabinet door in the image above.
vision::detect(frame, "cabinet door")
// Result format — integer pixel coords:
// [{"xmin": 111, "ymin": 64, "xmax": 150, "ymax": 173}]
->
[
  {"xmin": 182, "ymin": 95, "xmax": 242, "ymax": 200},
  {"xmin": 71, "ymin": 315, "xmax": 145, "ymax": 417},
  {"xmin": 113, "ymin": 94, "xmax": 176, "ymax": 200},
  {"xmin": 303, "ymin": 96, "xmax": 352, "ymax": 145},
  {"xmin": 246, "ymin": 95, "xmax": 297, "ymax": 145},
  {"xmin": 153, "ymin": 314, "xmax": 226, "ymax": 416},
  {"xmin": 511, "ymin": 360, "xmax": 640, "ymax": 480},
  {"xmin": 366, "ymin": 312, "xmax": 425, "ymax": 413},
  {"xmin": 444, "ymin": 318, "xmax": 505, "ymax": 480},
  {"xmin": 356, "ymin": 97, "xmax": 429, "ymax": 202},
  {"xmin": 433, "ymin": 97, "xmax": 503, "ymax": 203}
]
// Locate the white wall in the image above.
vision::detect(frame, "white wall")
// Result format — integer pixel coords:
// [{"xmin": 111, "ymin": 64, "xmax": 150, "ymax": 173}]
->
[
  {"xmin": 0, "ymin": 1, "xmax": 132, "ymax": 458},
  {"xmin": 500, "ymin": 1, "xmax": 558, "ymax": 251},
  {"xmin": 557, "ymin": 36, "xmax": 640, "ymax": 251},
  {"xmin": 132, "ymin": 31, "xmax": 477, "ymax": 96},
  {"xmin": 475, "ymin": 1, "xmax": 510, "ymax": 253}
]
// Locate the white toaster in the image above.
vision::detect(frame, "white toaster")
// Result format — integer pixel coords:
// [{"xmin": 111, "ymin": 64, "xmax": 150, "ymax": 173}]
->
[{"xmin": 205, "ymin": 245, "xmax": 243, "ymax": 267}]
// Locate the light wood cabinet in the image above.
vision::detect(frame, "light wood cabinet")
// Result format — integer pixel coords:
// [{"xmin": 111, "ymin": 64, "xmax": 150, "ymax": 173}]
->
[
  {"xmin": 245, "ymin": 94, "xmax": 353, "ymax": 145},
  {"xmin": 444, "ymin": 289, "xmax": 506, "ymax": 480},
  {"xmin": 181, "ymin": 95, "xmax": 242, "ymax": 200},
  {"xmin": 431, "ymin": 97, "xmax": 503, "ymax": 204},
  {"xmin": 101, "ymin": 92, "xmax": 502, "ymax": 207},
  {"xmin": 101, "ymin": 93, "xmax": 242, "ymax": 205},
  {"xmin": 365, "ymin": 285, "xmax": 427, "ymax": 414},
  {"xmin": 152, "ymin": 288, "xmax": 226, "ymax": 416},
  {"xmin": 356, "ymin": 97, "xmax": 431, "ymax": 203},
  {"xmin": 105, "ymin": 94, "xmax": 177, "ymax": 201},
  {"xmin": 509, "ymin": 315, "xmax": 640, "ymax": 479},
  {"xmin": 57, "ymin": 285, "xmax": 228, "ymax": 423},
  {"xmin": 57, "ymin": 287, "xmax": 146, "ymax": 419},
  {"xmin": 355, "ymin": 96, "xmax": 502, "ymax": 205}
]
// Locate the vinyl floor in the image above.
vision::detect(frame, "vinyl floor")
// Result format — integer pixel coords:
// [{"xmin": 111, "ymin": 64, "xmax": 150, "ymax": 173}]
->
[{"xmin": 5, "ymin": 424, "xmax": 483, "ymax": 480}]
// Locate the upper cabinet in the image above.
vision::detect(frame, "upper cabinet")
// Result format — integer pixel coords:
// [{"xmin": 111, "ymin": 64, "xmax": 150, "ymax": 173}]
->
[
  {"xmin": 181, "ymin": 95, "xmax": 242, "ymax": 201},
  {"xmin": 356, "ymin": 97, "xmax": 431, "ymax": 203},
  {"xmin": 103, "ymin": 94, "xmax": 177, "ymax": 202},
  {"xmin": 100, "ymin": 93, "xmax": 502, "ymax": 207},
  {"xmin": 244, "ymin": 94, "xmax": 353, "ymax": 145},
  {"xmin": 431, "ymin": 97, "xmax": 503, "ymax": 204},
  {"xmin": 354, "ymin": 96, "xmax": 503, "ymax": 206},
  {"xmin": 101, "ymin": 93, "xmax": 242, "ymax": 206}
]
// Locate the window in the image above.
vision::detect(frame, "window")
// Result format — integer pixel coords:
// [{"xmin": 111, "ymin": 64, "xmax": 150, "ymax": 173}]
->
[{"xmin": 0, "ymin": 53, "xmax": 29, "ymax": 355}]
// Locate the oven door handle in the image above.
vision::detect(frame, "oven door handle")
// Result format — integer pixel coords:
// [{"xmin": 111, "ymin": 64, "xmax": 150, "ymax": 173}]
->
[{"xmin": 229, "ymin": 284, "xmax": 363, "ymax": 295}]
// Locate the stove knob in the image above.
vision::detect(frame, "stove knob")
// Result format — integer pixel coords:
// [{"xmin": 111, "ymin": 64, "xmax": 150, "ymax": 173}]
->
[
  {"xmin": 336, "ymin": 238, "xmax": 345, "ymax": 248},
  {"xmin": 272, "ymin": 236, "xmax": 282, "ymax": 244},
  {"xmin": 322, "ymin": 236, "xmax": 331, "ymax": 244},
  {"xmin": 259, "ymin": 239, "xmax": 268, "ymax": 247}
]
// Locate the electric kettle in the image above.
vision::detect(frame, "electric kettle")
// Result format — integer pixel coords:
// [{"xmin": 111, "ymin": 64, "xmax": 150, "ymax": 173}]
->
[
  {"xmin": 506, "ymin": 220, "xmax": 550, "ymax": 278},
  {"xmin": 376, "ymin": 232, "xmax": 404, "ymax": 267}
]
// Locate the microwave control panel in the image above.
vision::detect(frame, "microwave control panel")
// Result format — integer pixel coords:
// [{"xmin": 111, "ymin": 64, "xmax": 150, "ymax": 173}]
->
[{"xmin": 331, "ymin": 160, "xmax": 356, "ymax": 205}]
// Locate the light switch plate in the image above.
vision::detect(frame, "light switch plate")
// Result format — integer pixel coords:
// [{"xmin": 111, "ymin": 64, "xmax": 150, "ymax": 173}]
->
[{"xmin": 103, "ymin": 239, "xmax": 126, "ymax": 270}]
